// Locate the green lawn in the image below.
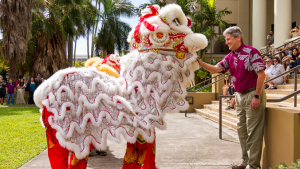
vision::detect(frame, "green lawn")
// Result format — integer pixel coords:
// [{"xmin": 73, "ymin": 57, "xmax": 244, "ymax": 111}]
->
[{"xmin": 0, "ymin": 106, "xmax": 47, "ymax": 169}]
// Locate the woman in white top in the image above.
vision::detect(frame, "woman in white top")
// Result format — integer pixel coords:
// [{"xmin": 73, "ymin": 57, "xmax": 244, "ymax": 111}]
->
[
  {"xmin": 265, "ymin": 56, "xmax": 287, "ymax": 89},
  {"xmin": 16, "ymin": 79, "xmax": 26, "ymax": 104}
]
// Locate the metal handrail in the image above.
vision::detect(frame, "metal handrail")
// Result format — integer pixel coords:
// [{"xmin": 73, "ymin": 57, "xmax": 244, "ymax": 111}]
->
[
  {"xmin": 263, "ymin": 42, "xmax": 300, "ymax": 59},
  {"xmin": 187, "ymin": 73, "xmax": 223, "ymax": 91},
  {"xmin": 262, "ymin": 36, "xmax": 300, "ymax": 56},
  {"xmin": 188, "ymin": 74, "xmax": 230, "ymax": 92}
]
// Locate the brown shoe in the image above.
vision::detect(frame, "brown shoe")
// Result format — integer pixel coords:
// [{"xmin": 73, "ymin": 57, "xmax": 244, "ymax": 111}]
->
[{"xmin": 232, "ymin": 164, "xmax": 246, "ymax": 169}]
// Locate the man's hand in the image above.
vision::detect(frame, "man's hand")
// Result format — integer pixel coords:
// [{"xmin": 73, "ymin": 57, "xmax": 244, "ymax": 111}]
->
[{"xmin": 250, "ymin": 97, "xmax": 260, "ymax": 110}]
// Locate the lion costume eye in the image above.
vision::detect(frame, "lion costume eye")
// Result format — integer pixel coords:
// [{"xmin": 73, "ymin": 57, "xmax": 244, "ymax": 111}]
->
[
  {"xmin": 110, "ymin": 55, "xmax": 115, "ymax": 60},
  {"xmin": 173, "ymin": 18, "xmax": 181, "ymax": 26}
]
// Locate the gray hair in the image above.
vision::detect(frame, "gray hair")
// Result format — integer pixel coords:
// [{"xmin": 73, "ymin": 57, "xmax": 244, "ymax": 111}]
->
[{"xmin": 223, "ymin": 26, "xmax": 244, "ymax": 43}]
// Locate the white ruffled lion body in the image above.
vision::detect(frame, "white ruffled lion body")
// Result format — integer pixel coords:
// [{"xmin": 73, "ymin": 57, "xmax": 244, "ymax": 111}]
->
[{"xmin": 34, "ymin": 4, "xmax": 207, "ymax": 159}]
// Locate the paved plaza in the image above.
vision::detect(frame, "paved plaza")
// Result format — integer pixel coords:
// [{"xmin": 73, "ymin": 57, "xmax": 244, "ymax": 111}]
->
[{"xmin": 19, "ymin": 113, "xmax": 241, "ymax": 169}]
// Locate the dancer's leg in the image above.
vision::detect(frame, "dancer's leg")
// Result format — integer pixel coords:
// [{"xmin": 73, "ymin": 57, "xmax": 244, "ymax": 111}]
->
[
  {"xmin": 142, "ymin": 140, "xmax": 157, "ymax": 169},
  {"xmin": 122, "ymin": 135, "xmax": 148, "ymax": 169}
]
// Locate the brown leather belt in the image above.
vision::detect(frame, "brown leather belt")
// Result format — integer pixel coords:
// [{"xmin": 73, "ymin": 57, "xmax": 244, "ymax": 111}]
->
[{"xmin": 239, "ymin": 86, "xmax": 256, "ymax": 95}]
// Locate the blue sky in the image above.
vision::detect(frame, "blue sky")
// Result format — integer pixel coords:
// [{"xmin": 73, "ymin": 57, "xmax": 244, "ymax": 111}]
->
[{"xmin": 75, "ymin": 0, "xmax": 150, "ymax": 55}]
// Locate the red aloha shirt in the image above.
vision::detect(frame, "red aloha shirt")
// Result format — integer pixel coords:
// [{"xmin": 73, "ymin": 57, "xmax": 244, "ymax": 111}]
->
[{"xmin": 217, "ymin": 43, "xmax": 266, "ymax": 93}]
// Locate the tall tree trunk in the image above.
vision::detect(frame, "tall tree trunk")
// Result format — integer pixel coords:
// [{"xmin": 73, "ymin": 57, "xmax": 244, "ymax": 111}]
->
[
  {"xmin": 68, "ymin": 36, "xmax": 73, "ymax": 67},
  {"xmin": 74, "ymin": 35, "xmax": 78, "ymax": 66},
  {"xmin": 0, "ymin": 0, "xmax": 33, "ymax": 81},
  {"xmin": 91, "ymin": 1, "xmax": 101, "ymax": 58},
  {"xmin": 87, "ymin": 30, "xmax": 90, "ymax": 59},
  {"xmin": 103, "ymin": 48, "xmax": 107, "ymax": 58},
  {"xmin": 8, "ymin": 59, "xmax": 17, "ymax": 81}
]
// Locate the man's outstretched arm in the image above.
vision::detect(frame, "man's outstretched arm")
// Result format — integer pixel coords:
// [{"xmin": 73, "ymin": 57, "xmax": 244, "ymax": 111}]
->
[{"xmin": 198, "ymin": 60, "xmax": 223, "ymax": 73}]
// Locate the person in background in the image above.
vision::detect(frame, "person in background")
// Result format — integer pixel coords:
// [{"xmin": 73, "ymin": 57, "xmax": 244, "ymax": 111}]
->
[
  {"xmin": 16, "ymin": 78, "xmax": 26, "ymax": 105},
  {"xmin": 264, "ymin": 57, "xmax": 274, "ymax": 89},
  {"xmin": 6, "ymin": 79, "xmax": 16, "ymax": 105},
  {"xmin": 15, "ymin": 75, "xmax": 23, "ymax": 86},
  {"xmin": 24, "ymin": 79, "xmax": 30, "ymax": 104},
  {"xmin": 293, "ymin": 48, "xmax": 300, "ymax": 73},
  {"xmin": 285, "ymin": 44, "xmax": 290, "ymax": 55},
  {"xmin": 265, "ymin": 56, "xmax": 287, "ymax": 89},
  {"xmin": 0, "ymin": 76, "xmax": 6, "ymax": 105},
  {"xmin": 28, "ymin": 77, "xmax": 37, "ymax": 104},
  {"xmin": 222, "ymin": 75, "xmax": 231, "ymax": 102},
  {"xmin": 225, "ymin": 83, "xmax": 236, "ymax": 111},
  {"xmin": 271, "ymin": 49, "xmax": 276, "ymax": 57},
  {"xmin": 266, "ymin": 30, "xmax": 274, "ymax": 52},
  {"xmin": 35, "ymin": 73, "xmax": 42, "ymax": 88},
  {"xmin": 262, "ymin": 55, "xmax": 269, "ymax": 65},
  {"xmin": 287, "ymin": 48, "xmax": 295, "ymax": 70},
  {"xmin": 281, "ymin": 52, "xmax": 290, "ymax": 70},
  {"xmin": 288, "ymin": 48, "xmax": 293, "ymax": 58},
  {"xmin": 289, "ymin": 26, "xmax": 300, "ymax": 38}
]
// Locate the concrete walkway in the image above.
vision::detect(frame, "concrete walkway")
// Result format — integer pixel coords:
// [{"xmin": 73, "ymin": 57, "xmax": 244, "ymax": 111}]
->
[{"xmin": 19, "ymin": 113, "xmax": 242, "ymax": 169}]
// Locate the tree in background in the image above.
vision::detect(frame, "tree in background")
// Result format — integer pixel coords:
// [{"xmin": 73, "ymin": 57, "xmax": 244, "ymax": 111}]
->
[
  {"xmin": 28, "ymin": 0, "xmax": 97, "ymax": 78},
  {"xmin": 187, "ymin": 0, "xmax": 231, "ymax": 58},
  {"xmin": 94, "ymin": 0, "xmax": 135, "ymax": 58},
  {"xmin": 73, "ymin": 1, "xmax": 98, "ymax": 62},
  {"xmin": 0, "ymin": 0, "xmax": 33, "ymax": 81},
  {"xmin": 89, "ymin": 0, "xmax": 102, "ymax": 59},
  {"xmin": 75, "ymin": 61, "xmax": 85, "ymax": 67},
  {"xmin": 0, "ymin": 39, "xmax": 9, "ymax": 81},
  {"xmin": 187, "ymin": 0, "xmax": 231, "ymax": 84}
]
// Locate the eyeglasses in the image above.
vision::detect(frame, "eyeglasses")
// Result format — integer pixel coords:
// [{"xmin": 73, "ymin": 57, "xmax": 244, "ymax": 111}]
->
[
  {"xmin": 266, "ymin": 61, "xmax": 271, "ymax": 62},
  {"xmin": 273, "ymin": 60, "xmax": 278, "ymax": 62}
]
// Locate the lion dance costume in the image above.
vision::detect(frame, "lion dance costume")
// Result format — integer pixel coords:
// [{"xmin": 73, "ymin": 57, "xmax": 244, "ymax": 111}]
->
[{"xmin": 34, "ymin": 4, "xmax": 208, "ymax": 169}]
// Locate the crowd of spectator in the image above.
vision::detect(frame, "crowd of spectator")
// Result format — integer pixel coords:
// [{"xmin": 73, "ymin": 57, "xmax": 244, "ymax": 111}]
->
[
  {"xmin": 0, "ymin": 73, "xmax": 44, "ymax": 105},
  {"xmin": 262, "ymin": 34, "xmax": 300, "ymax": 89}
]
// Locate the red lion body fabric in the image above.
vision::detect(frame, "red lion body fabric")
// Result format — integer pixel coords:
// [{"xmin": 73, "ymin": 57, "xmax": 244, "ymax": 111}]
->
[{"xmin": 43, "ymin": 107, "xmax": 88, "ymax": 169}]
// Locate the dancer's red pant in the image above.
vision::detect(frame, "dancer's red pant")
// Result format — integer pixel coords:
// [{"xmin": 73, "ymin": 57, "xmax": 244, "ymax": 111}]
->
[
  {"xmin": 43, "ymin": 107, "xmax": 88, "ymax": 169},
  {"xmin": 122, "ymin": 135, "xmax": 157, "ymax": 169}
]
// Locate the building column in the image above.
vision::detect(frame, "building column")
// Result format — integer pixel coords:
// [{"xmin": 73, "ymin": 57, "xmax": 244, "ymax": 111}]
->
[
  {"xmin": 252, "ymin": 0, "xmax": 267, "ymax": 49},
  {"xmin": 274, "ymin": 0, "xmax": 292, "ymax": 48},
  {"xmin": 238, "ymin": 0, "xmax": 250, "ymax": 45}
]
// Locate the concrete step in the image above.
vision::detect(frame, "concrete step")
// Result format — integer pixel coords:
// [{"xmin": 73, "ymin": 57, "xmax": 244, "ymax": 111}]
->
[
  {"xmin": 287, "ymin": 79, "xmax": 300, "ymax": 84},
  {"xmin": 203, "ymin": 104, "xmax": 237, "ymax": 119},
  {"xmin": 265, "ymin": 89, "xmax": 300, "ymax": 95},
  {"xmin": 287, "ymin": 74, "xmax": 300, "ymax": 79},
  {"xmin": 276, "ymin": 84, "xmax": 300, "ymax": 89},
  {"xmin": 266, "ymin": 94, "xmax": 300, "ymax": 103},
  {"xmin": 211, "ymin": 100, "xmax": 233, "ymax": 107},
  {"xmin": 266, "ymin": 102, "xmax": 300, "ymax": 108},
  {"xmin": 195, "ymin": 108, "xmax": 237, "ymax": 131},
  {"xmin": 212, "ymin": 96, "xmax": 300, "ymax": 107}
]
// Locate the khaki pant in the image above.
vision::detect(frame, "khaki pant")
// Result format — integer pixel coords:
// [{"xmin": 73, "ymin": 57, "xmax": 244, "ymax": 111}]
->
[{"xmin": 235, "ymin": 89, "xmax": 266, "ymax": 169}]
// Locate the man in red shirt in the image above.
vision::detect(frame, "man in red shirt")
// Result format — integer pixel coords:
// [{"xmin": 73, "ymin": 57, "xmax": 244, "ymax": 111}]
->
[{"xmin": 198, "ymin": 26, "xmax": 266, "ymax": 169}]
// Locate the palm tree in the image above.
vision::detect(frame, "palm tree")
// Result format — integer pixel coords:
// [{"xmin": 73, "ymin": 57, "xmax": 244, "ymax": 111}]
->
[
  {"xmin": 90, "ymin": 0, "xmax": 102, "ymax": 58},
  {"xmin": 82, "ymin": 1, "xmax": 99, "ymax": 59},
  {"xmin": 28, "ymin": 0, "xmax": 97, "ymax": 78},
  {"xmin": 0, "ymin": 0, "xmax": 33, "ymax": 81},
  {"xmin": 94, "ymin": 0, "xmax": 135, "ymax": 58}
]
